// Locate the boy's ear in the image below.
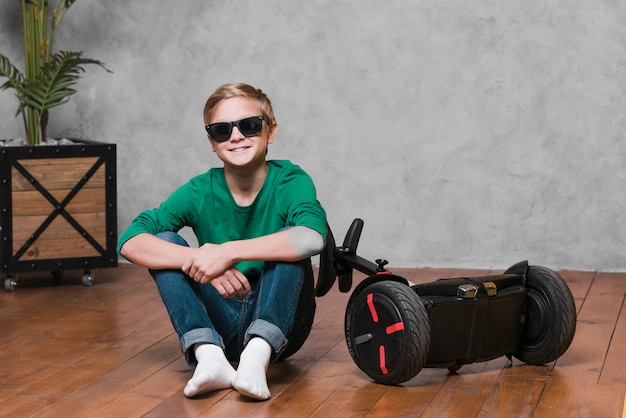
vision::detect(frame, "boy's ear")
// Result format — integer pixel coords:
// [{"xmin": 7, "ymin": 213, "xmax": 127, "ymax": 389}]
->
[{"xmin": 267, "ymin": 122, "xmax": 278, "ymax": 144}]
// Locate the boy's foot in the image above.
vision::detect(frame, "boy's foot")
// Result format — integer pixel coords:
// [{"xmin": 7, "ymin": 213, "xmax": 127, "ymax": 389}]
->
[
  {"xmin": 184, "ymin": 343, "xmax": 236, "ymax": 398},
  {"xmin": 232, "ymin": 337, "xmax": 272, "ymax": 401}
]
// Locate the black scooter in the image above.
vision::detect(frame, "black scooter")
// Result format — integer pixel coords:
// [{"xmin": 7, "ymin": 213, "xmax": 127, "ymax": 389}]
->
[{"xmin": 315, "ymin": 218, "xmax": 576, "ymax": 385}]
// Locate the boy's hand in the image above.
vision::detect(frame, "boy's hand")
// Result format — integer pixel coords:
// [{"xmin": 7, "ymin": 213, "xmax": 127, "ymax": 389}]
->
[
  {"xmin": 182, "ymin": 243, "xmax": 230, "ymax": 281},
  {"xmin": 182, "ymin": 244, "xmax": 251, "ymax": 298},
  {"xmin": 209, "ymin": 267, "xmax": 251, "ymax": 299}
]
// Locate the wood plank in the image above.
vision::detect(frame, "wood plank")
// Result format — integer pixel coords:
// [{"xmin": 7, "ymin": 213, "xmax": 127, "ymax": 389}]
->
[
  {"xmin": 12, "ymin": 212, "xmax": 107, "ymax": 244},
  {"xmin": 599, "ymin": 275, "xmax": 626, "ymax": 389},
  {"xmin": 532, "ymin": 272, "xmax": 626, "ymax": 417},
  {"xmin": 142, "ymin": 392, "xmax": 222, "ymax": 417},
  {"xmin": 12, "ymin": 187, "xmax": 105, "ymax": 216},
  {"xmin": 12, "ymin": 216, "xmax": 107, "ymax": 259},
  {"xmin": 35, "ymin": 331, "xmax": 181, "ymax": 417},
  {"xmin": 89, "ymin": 356, "xmax": 189, "ymax": 418},
  {"xmin": 11, "ymin": 158, "xmax": 104, "ymax": 191},
  {"xmin": 417, "ymin": 357, "xmax": 510, "ymax": 417},
  {"xmin": 477, "ymin": 363, "xmax": 552, "ymax": 418},
  {"xmin": 15, "ymin": 235, "xmax": 102, "ymax": 260}
]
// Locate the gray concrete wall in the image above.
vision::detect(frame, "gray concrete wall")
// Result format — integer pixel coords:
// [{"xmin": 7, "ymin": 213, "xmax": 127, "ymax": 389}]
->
[{"xmin": 1, "ymin": 1, "xmax": 625, "ymax": 271}]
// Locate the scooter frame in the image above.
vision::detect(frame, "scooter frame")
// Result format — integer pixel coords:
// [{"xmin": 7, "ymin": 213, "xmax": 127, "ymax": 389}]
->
[{"xmin": 315, "ymin": 218, "xmax": 577, "ymax": 385}]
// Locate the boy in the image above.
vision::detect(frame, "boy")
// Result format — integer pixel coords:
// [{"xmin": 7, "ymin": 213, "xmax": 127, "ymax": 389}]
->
[{"xmin": 117, "ymin": 83, "xmax": 327, "ymax": 401}]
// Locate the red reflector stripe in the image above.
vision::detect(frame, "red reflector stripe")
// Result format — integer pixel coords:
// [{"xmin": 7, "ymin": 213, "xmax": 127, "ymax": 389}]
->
[
  {"xmin": 367, "ymin": 293, "xmax": 378, "ymax": 322},
  {"xmin": 380, "ymin": 345, "xmax": 388, "ymax": 374},
  {"xmin": 386, "ymin": 322, "xmax": 405, "ymax": 334}
]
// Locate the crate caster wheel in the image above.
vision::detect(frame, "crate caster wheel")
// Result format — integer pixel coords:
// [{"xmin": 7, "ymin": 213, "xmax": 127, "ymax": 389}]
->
[
  {"xmin": 82, "ymin": 271, "xmax": 94, "ymax": 287},
  {"xmin": 4, "ymin": 277, "xmax": 17, "ymax": 292}
]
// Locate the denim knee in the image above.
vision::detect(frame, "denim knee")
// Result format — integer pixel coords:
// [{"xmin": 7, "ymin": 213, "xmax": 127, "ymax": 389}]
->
[
  {"xmin": 155, "ymin": 231, "xmax": 189, "ymax": 247},
  {"xmin": 148, "ymin": 232, "xmax": 189, "ymax": 280}
]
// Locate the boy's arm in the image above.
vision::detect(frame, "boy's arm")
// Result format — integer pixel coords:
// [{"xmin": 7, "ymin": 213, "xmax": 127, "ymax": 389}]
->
[
  {"xmin": 121, "ymin": 233, "xmax": 253, "ymax": 299},
  {"xmin": 120, "ymin": 226, "xmax": 323, "ymax": 283},
  {"xmin": 232, "ymin": 226, "xmax": 323, "ymax": 262},
  {"xmin": 119, "ymin": 233, "xmax": 196, "ymax": 270},
  {"xmin": 182, "ymin": 226, "xmax": 324, "ymax": 284}
]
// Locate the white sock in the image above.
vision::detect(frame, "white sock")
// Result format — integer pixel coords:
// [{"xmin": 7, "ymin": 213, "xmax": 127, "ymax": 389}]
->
[
  {"xmin": 232, "ymin": 337, "xmax": 272, "ymax": 401},
  {"xmin": 183, "ymin": 343, "xmax": 236, "ymax": 398}
]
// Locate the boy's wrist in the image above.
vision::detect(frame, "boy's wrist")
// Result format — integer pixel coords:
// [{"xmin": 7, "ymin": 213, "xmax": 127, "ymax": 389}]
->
[{"xmin": 220, "ymin": 241, "xmax": 240, "ymax": 265}]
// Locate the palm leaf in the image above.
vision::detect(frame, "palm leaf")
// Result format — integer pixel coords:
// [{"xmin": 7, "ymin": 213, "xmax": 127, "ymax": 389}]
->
[
  {"xmin": 20, "ymin": 50, "xmax": 109, "ymax": 112},
  {"xmin": 0, "ymin": 53, "xmax": 26, "ymax": 93}
]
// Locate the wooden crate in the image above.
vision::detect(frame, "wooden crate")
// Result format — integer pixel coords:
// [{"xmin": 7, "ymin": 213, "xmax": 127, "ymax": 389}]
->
[{"xmin": 0, "ymin": 140, "xmax": 117, "ymax": 275}]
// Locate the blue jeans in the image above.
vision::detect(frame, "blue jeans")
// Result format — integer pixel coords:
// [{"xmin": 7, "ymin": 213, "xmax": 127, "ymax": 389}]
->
[{"xmin": 149, "ymin": 232, "xmax": 315, "ymax": 367}]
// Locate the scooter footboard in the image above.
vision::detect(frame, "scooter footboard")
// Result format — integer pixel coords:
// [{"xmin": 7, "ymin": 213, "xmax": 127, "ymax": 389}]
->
[{"xmin": 413, "ymin": 274, "xmax": 527, "ymax": 367}]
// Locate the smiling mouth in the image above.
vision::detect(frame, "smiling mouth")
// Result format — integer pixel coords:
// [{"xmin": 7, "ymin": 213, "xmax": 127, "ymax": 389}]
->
[{"xmin": 229, "ymin": 146, "xmax": 250, "ymax": 153}]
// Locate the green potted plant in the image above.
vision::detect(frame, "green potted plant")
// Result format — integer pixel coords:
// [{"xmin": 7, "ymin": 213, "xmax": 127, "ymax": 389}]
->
[
  {"xmin": 0, "ymin": 0, "xmax": 117, "ymax": 291},
  {"xmin": 1, "ymin": 0, "xmax": 111, "ymax": 145}
]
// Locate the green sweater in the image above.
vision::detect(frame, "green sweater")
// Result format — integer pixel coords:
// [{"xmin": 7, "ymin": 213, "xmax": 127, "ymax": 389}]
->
[{"xmin": 117, "ymin": 160, "xmax": 327, "ymax": 279}]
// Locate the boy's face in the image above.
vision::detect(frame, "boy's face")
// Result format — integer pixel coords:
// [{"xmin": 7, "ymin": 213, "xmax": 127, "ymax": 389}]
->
[{"xmin": 208, "ymin": 96, "xmax": 277, "ymax": 170}]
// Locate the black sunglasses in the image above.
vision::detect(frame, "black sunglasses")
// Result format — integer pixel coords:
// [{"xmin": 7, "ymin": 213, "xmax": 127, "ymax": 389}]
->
[{"xmin": 205, "ymin": 116, "xmax": 266, "ymax": 142}]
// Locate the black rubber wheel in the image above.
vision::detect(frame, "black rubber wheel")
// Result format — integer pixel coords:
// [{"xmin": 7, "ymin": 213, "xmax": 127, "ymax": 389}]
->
[
  {"xmin": 345, "ymin": 280, "xmax": 430, "ymax": 385},
  {"xmin": 513, "ymin": 266, "xmax": 576, "ymax": 365}
]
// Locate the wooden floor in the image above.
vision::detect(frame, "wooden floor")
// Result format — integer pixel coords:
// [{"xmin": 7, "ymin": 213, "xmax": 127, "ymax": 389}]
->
[{"xmin": 1, "ymin": 264, "xmax": 625, "ymax": 417}]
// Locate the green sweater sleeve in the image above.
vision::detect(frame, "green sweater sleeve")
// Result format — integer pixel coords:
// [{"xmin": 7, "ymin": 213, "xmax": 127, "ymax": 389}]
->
[
  {"xmin": 274, "ymin": 160, "xmax": 327, "ymax": 242},
  {"xmin": 116, "ymin": 175, "xmax": 204, "ymax": 255}
]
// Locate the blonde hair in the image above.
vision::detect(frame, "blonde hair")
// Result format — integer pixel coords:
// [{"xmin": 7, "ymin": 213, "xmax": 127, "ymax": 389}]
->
[{"xmin": 203, "ymin": 83, "xmax": 276, "ymax": 125}]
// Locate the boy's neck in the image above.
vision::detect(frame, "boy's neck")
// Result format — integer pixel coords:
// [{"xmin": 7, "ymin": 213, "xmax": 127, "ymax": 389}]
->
[{"xmin": 224, "ymin": 162, "xmax": 269, "ymax": 207}]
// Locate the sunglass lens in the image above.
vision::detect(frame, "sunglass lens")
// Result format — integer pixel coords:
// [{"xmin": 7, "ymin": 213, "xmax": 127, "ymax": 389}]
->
[
  {"xmin": 209, "ymin": 123, "xmax": 231, "ymax": 142},
  {"xmin": 239, "ymin": 117, "xmax": 263, "ymax": 136}
]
